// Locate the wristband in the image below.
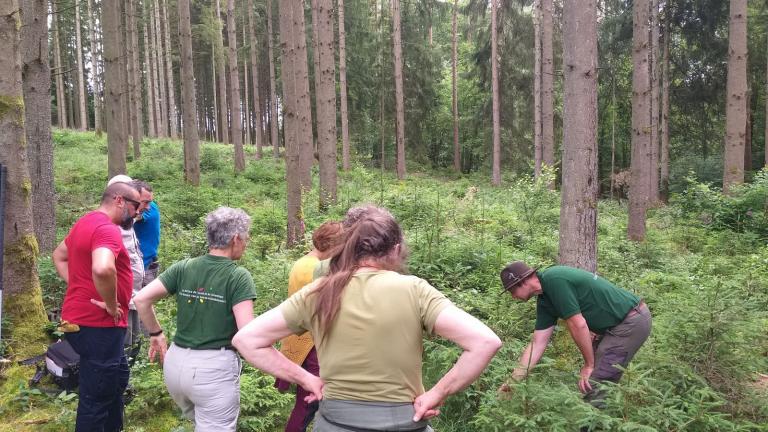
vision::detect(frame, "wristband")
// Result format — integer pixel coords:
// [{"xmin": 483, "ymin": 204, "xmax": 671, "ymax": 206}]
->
[{"xmin": 149, "ymin": 329, "xmax": 163, "ymax": 337}]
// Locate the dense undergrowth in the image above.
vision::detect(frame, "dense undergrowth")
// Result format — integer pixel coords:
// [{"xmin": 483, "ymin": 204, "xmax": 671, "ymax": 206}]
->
[{"xmin": 1, "ymin": 129, "xmax": 767, "ymax": 431}]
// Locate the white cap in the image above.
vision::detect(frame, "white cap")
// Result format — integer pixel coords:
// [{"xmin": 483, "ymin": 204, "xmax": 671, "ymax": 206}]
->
[{"xmin": 107, "ymin": 174, "xmax": 133, "ymax": 186}]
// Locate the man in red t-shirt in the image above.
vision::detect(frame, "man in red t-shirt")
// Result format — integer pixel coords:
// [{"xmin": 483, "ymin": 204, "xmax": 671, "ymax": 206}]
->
[{"xmin": 52, "ymin": 181, "xmax": 141, "ymax": 432}]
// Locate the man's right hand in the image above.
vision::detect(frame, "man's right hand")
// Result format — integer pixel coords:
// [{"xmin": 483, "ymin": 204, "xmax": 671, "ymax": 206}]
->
[
  {"xmin": 148, "ymin": 334, "xmax": 168, "ymax": 364},
  {"xmin": 90, "ymin": 298, "xmax": 123, "ymax": 325}
]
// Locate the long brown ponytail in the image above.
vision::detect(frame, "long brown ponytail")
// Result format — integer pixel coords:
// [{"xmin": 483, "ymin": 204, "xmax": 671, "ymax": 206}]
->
[{"xmin": 311, "ymin": 207, "xmax": 404, "ymax": 336}]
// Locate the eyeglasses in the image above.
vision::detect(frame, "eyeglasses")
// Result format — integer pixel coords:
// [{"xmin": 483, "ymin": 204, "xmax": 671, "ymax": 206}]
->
[{"xmin": 117, "ymin": 195, "xmax": 141, "ymax": 209}]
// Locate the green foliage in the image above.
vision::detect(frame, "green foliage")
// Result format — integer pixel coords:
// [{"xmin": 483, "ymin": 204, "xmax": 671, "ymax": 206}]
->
[
  {"xmin": 27, "ymin": 133, "xmax": 768, "ymax": 431},
  {"xmin": 238, "ymin": 366, "xmax": 294, "ymax": 431}
]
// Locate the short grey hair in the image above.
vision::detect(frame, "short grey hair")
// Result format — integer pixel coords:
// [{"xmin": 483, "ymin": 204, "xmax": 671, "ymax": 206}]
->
[{"xmin": 205, "ymin": 207, "xmax": 252, "ymax": 249}]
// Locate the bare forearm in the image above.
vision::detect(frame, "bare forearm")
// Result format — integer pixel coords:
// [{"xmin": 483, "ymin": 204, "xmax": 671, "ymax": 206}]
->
[
  {"xmin": 567, "ymin": 321, "xmax": 594, "ymax": 367},
  {"xmin": 429, "ymin": 341, "xmax": 499, "ymax": 398},
  {"xmin": 135, "ymin": 303, "xmax": 161, "ymax": 334},
  {"xmin": 239, "ymin": 345, "xmax": 317, "ymax": 389},
  {"xmin": 93, "ymin": 271, "xmax": 118, "ymax": 308}
]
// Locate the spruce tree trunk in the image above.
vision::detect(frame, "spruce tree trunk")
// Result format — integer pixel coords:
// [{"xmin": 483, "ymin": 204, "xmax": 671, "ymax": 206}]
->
[
  {"xmin": 162, "ymin": 0, "xmax": 178, "ymax": 139},
  {"xmin": 215, "ymin": 0, "xmax": 229, "ymax": 144},
  {"xmin": 104, "ymin": 0, "xmax": 128, "ymax": 178},
  {"xmin": 649, "ymin": 0, "xmax": 660, "ymax": 203},
  {"xmin": 153, "ymin": 0, "xmax": 168, "ymax": 137},
  {"xmin": 226, "ymin": 0, "xmax": 245, "ymax": 172},
  {"xmin": 311, "ymin": 0, "xmax": 321, "ymax": 157},
  {"xmin": 660, "ymin": 13, "xmax": 670, "ymax": 203},
  {"xmin": 267, "ymin": 0, "xmax": 280, "ymax": 157},
  {"xmin": 20, "ymin": 0, "xmax": 56, "ymax": 254},
  {"xmin": 279, "ymin": 0, "xmax": 312, "ymax": 246},
  {"xmin": 339, "ymin": 0, "xmax": 351, "ymax": 171},
  {"xmin": 533, "ymin": 0, "xmax": 542, "ymax": 178},
  {"xmin": 628, "ymin": 0, "xmax": 651, "ymax": 241},
  {"xmin": 87, "ymin": 0, "xmax": 103, "ymax": 133},
  {"xmin": 52, "ymin": 5, "xmax": 67, "ymax": 128},
  {"xmin": 247, "ymin": 0, "xmax": 264, "ymax": 158},
  {"xmin": 130, "ymin": 0, "xmax": 144, "ymax": 147},
  {"xmin": 144, "ymin": 13, "xmax": 157, "ymax": 137},
  {"xmin": 723, "ymin": 0, "xmax": 747, "ymax": 194},
  {"xmin": 74, "ymin": 0, "xmax": 88, "ymax": 130},
  {"xmin": 0, "ymin": 0, "xmax": 49, "ymax": 357},
  {"xmin": 316, "ymin": 0, "xmax": 338, "ymax": 208},
  {"xmin": 126, "ymin": 0, "xmax": 141, "ymax": 158},
  {"xmin": 541, "ymin": 0, "xmax": 554, "ymax": 180},
  {"xmin": 243, "ymin": 22, "xmax": 251, "ymax": 147},
  {"xmin": 149, "ymin": 0, "xmax": 163, "ymax": 137},
  {"xmin": 490, "ymin": 0, "xmax": 501, "ymax": 186},
  {"xmin": 559, "ymin": 0, "xmax": 598, "ymax": 272},
  {"xmin": 178, "ymin": 0, "xmax": 200, "ymax": 185},
  {"xmin": 393, "ymin": 0, "xmax": 406, "ymax": 180},
  {"xmin": 452, "ymin": 0, "xmax": 460, "ymax": 172}
]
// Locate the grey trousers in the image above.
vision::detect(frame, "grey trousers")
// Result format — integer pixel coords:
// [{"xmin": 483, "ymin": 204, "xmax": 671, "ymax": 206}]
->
[
  {"xmin": 586, "ymin": 303, "xmax": 652, "ymax": 407},
  {"xmin": 164, "ymin": 343, "xmax": 242, "ymax": 432},
  {"xmin": 313, "ymin": 400, "xmax": 433, "ymax": 432}
]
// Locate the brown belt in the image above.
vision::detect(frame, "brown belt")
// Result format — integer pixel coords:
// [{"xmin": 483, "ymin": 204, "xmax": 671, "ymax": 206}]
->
[{"xmin": 624, "ymin": 300, "xmax": 646, "ymax": 319}]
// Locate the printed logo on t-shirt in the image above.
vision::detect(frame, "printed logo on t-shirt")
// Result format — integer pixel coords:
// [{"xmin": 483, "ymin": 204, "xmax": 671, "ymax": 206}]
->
[{"xmin": 179, "ymin": 287, "xmax": 225, "ymax": 304}]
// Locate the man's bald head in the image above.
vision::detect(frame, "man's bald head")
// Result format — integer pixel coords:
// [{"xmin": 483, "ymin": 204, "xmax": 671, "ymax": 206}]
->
[{"xmin": 101, "ymin": 182, "xmax": 141, "ymax": 205}]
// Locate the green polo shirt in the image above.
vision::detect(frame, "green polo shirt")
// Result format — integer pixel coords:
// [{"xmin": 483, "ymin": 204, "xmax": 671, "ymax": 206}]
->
[
  {"xmin": 535, "ymin": 266, "xmax": 639, "ymax": 334},
  {"xmin": 159, "ymin": 254, "xmax": 256, "ymax": 349}
]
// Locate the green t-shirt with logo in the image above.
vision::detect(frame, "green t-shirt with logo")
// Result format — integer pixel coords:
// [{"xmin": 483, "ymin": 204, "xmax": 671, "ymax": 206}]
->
[
  {"xmin": 159, "ymin": 254, "xmax": 256, "ymax": 349},
  {"xmin": 534, "ymin": 266, "xmax": 639, "ymax": 334}
]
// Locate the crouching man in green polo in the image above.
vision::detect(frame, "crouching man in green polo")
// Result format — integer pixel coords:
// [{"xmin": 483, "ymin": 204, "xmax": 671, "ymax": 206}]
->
[{"xmin": 500, "ymin": 262, "xmax": 652, "ymax": 407}]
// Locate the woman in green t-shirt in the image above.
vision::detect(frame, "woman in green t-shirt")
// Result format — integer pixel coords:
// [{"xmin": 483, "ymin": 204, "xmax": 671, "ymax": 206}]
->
[{"xmin": 233, "ymin": 206, "xmax": 501, "ymax": 431}]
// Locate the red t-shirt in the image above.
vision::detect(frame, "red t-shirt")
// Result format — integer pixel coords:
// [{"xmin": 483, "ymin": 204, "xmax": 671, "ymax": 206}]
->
[{"xmin": 61, "ymin": 211, "xmax": 132, "ymax": 328}]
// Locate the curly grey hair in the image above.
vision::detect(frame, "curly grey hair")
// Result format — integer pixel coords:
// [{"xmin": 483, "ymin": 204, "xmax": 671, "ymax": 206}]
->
[{"xmin": 205, "ymin": 207, "xmax": 252, "ymax": 249}]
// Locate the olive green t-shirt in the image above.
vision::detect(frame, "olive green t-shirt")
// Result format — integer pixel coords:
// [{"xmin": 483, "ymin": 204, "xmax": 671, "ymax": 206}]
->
[
  {"xmin": 159, "ymin": 254, "xmax": 256, "ymax": 349},
  {"xmin": 535, "ymin": 266, "xmax": 639, "ymax": 334},
  {"xmin": 280, "ymin": 270, "xmax": 452, "ymax": 402}
]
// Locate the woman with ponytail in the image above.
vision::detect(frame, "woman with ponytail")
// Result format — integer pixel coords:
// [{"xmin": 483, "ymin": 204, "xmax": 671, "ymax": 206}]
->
[{"xmin": 233, "ymin": 207, "xmax": 501, "ymax": 431}]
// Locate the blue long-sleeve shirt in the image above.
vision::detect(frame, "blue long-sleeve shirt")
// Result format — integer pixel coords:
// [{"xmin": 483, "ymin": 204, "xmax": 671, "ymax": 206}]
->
[{"xmin": 135, "ymin": 201, "xmax": 160, "ymax": 267}]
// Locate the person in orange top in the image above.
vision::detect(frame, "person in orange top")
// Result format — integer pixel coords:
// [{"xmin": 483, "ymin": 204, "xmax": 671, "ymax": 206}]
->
[{"xmin": 277, "ymin": 221, "xmax": 344, "ymax": 432}]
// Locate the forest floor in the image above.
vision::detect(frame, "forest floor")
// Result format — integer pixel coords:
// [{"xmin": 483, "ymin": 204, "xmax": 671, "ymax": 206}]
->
[{"xmin": 0, "ymin": 130, "xmax": 767, "ymax": 431}]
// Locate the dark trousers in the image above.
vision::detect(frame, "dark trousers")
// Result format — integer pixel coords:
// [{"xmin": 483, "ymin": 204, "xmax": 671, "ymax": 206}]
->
[
  {"xmin": 67, "ymin": 326, "xmax": 130, "ymax": 432},
  {"xmin": 585, "ymin": 303, "xmax": 652, "ymax": 408},
  {"xmin": 285, "ymin": 348, "xmax": 320, "ymax": 432}
]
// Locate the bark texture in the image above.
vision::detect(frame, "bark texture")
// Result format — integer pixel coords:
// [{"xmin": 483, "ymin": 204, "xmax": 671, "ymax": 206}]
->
[
  {"xmin": 104, "ymin": 0, "xmax": 128, "ymax": 177},
  {"xmin": 393, "ymin": 0, "xmax": 406, "ymax": 180},
  {"xmin": 74, "ymin": 0, "xmax": 88, "ymax": 130},
  {"xmin": 247, "ymin": 0, "xmax": 264, "ymax": 158},
  {"xmin": 541, "ymin": 0, "xmax": 554, "ymax": 177},
  {"xmin": 723, "ymin": 0, "xmax": 747, "ymax": 194},
  {"xmin": 20, "ymin": 0, "xmax": 55, "ymax": 253},
  {"xmin": 452, "ymin": 0, "xmax": 460, "ymax": 172},
  {"xmin": 316, "ymin": 0, "xmax": 338, "ymax": 208},
  {"xmin": 226, "ymin": 0, "xmax": 245, "ymax": 172},
  {"xmin": 491, "ymin": 0, "xmax": 501, "ymax": 186},
  {"xmin": 339, "ymin": 0, "xmax": 351, "ymax": 171},
  {"xmin": 162, "ymin": 0, "xmax": 178, "ymax": 139},
  {"xmin": 628, "ymin": 0, "xmax": 651, "ymax": 241},
  {"xmin": 0, "ymin": 0, "xmax": 49, "ymax": 357},
  {"xmin": 267, "ymin": 0, "xmax": 280, "ymax": 157},
  {"xmin": 215, "ymin": 0, "xmax": 229, "ymax": 144},
  {"xmin": 178, "ymin": 0, "xmax": 201, "ymax": 185},
  {"xmin": 52, "ymin": 5, "xmax": 67, "ymax": 128},
  {"xmin": 559, "ymin": 0, "xmax": 598, "ymax": 272}
]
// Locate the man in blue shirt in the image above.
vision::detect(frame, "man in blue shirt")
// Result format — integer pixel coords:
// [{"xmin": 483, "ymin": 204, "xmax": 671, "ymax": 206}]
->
[{"xmin": 133, "ymin": 181, "xmax": 161, "ymax": 285}]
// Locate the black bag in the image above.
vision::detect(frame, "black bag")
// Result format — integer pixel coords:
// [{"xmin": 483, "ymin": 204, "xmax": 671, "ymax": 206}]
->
[{"xmin": 45, "ymin": 339, "xmax": 80, "ymax": 391}]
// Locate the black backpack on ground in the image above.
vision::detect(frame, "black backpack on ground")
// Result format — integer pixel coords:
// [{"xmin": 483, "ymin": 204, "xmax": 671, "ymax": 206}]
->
[{"xmin": 45, "ymin": 339, "xmax": 80, "ymax": 391}]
